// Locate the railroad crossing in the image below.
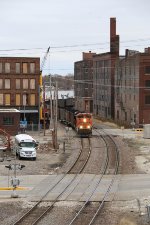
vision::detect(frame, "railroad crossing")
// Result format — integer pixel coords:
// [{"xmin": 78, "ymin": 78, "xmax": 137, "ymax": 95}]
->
[{"xmin": 0, "ymin": 174, "xmax": 150, "ymax": 202}]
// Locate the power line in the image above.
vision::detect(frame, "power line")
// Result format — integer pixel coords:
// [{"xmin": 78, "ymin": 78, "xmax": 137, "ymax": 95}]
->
[{"xmin": 0, "ymin": 36, "xmax": 150, "ymax": 52}]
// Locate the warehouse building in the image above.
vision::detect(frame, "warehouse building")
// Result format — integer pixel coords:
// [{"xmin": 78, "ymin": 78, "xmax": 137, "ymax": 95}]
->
[
  {"xmin": 115, "ymin": 48, "xmax": 150, "ymax": 127},
  {"xmin": 0, "ymin": 57, "xmax": 40, "ymax": 127}
]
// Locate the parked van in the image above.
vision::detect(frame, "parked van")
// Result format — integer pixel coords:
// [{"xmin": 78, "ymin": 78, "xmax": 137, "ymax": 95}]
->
[{"xmin": 14, "ymin": 134, "xmax": 38, "ymax": 160}]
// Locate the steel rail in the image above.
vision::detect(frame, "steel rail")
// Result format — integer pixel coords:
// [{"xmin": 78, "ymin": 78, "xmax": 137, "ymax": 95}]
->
[
  {"xmin": 67, "ymin": 138, "xmax": 92, "ymax": 174},
  {"xmin": 88, "ymin": 128, "xmax": 119, "ymax": 225},
  {"xmin": 67, "ymin": 128, "xmax": 120, "ymax": 225},
  {"xmin": 12, "ymin": 137, "xmax": 92, "ymax": 225}
]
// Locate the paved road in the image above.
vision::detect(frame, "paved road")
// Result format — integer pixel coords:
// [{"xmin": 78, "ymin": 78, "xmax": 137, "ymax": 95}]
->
[{"xmin": 0, "ymin": 174, "xmax": 150, "ymax": 202}]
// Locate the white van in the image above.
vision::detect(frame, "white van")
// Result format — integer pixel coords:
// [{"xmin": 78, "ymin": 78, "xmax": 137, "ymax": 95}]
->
[{"xmin": 14, "ymin": 134, "xmax": 38, "ymax": 160}]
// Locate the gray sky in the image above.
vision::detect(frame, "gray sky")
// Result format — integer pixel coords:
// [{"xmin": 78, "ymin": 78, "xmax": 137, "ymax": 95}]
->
[{"xmin": 0, "ymin": 0, "xmax": 150, "ymax": 75}]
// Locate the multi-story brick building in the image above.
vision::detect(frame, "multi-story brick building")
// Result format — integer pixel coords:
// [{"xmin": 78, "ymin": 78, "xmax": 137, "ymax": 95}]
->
[
  {"xmin": 93, "ymin": 18, "xmax": 119, "ymax": 119},
  {"xmin": 0, "ymin": 57, "xmax": 40, "ymax": 125},
  {"xmin": 74, "ymin": 51, "xmax": 96, "ymax": 112},
  {"xmin": 115, "ymin": 48, "xmax": 150, "ymax": 127}
]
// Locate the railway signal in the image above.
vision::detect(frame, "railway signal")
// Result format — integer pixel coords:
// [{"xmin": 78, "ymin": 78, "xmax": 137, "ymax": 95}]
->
[{"xmin": 5, "ymin": 163, "xmax": 25, "ymax": 198}]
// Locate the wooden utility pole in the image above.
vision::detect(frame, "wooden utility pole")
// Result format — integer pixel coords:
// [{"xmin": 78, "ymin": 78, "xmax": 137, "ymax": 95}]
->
[
  {"xmin": 43, "ymin": 84, "xmax": 46, "ymax": 136},
  {"xmin": 49, "ymin": 74, "xmax": 53, "ymax": 129},
  {"xmin": 52, "ymin": 81, "xmax": 58, "ymax": 150},
  {"xmin": 55, "ymin": 81, "xmax": 58, "ymax": 149}
]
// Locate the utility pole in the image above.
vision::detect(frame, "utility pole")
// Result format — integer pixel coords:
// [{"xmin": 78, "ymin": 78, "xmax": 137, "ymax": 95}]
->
[
  {"xmin": 55, "ymin": 81, "xmax": 58, "ymax": 149},
  {"xmin": 49, "ymin": 74, "xmax": 53, "ymax": 129},
  {"xmin": 38, "ymin": 85, "xmax": 41, "ymax": 133},
  {"xmin": 53, "ymin": 81, "xmax": 58, "ymax": 150},
  {"xmin": 43, "ymin": 84, "xmax": 46, "ymax": 136}
]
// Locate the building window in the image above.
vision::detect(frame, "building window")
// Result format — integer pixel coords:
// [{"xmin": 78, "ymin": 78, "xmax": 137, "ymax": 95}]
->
[
  {"xmin": 117, "ymin": 110, "xmax": 119, "ymax": 119},
  {"xmin": 16, "ymin": 79, "xmax": 21, "ymax": 89},
  {"xmin": 16, "ymin": 94, "xmax": 21, "ymax": 106},
  {"xmin": 5, "ymin": 63, "xmax": 10, "ymax": 73},
  {"xmin": 5, "ymin": 79, "xmax": 10, "ymax": 89},
  {"xmin": 125, "ymin": 112, "xmax": 127, "ymax": 121},
  {"xmin": 30, "ymin": 94, "xmax": 35, "ymax": 106},
  {"xmin": 3, "ymin": 117, "xmax": 14, "ymax": 125},
  {"xmin": 30, "ymin": 79, "xmax": 35, "ymax": 89},
  {"xmin": 0, "ymin": 94, "xmax": 3, "ymax": 105},
  {"xmin": 16, "ymin": 63, "xmax": 20, "ymax": 74},
  {"xmin": 145, "ymin": 80, "xmax": 150, "ymax": 88},
  {"xmin": 23, "ymin": 93, "xmax": 28, "ymax": 106},
  {"xmin": 0, "ymin": 63, "xmax": 2, "ymax": 73},
  {"xmin": 145, "ymin": 95, "xmax": 150, "ymax": 104},
  {"xmin": 145, "ymin": 66, "xmax": 150, "ymax": 74},
  {"xmin": 23, "ymin": 79, "xmax": 28, "ymax": 89},
  {"xmin": 30, "ymin": 63, "xmax": 35, "ymax": 74},
  {"xmin": 0, "ymin": 79, "xmax": 3, "ymax": 89},
  {"xmin": 5, "ymin": 94, "xmax": 11, "ymax": 105},
  {"xmin": 23, "ymin": 63, "xmax": 28, "ymax": 74}
]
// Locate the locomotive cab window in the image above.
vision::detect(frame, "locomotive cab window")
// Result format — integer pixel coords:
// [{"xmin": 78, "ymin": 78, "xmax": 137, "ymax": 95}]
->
[
  {"xmin": 85, "ymin": 114, "xmax": 91, "ymax": 118},
  {"xmin": 77, "ymin": 115, "xmax": 84, "ymax": 118}
]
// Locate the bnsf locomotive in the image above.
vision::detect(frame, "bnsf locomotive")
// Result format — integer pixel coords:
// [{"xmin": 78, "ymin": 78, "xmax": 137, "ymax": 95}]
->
[
  {"xmin": 73, "ymin": 111, "xmax": 92, "ymax": 136},
  {"xmin": 58, "ymin": 99, "xmax": 92, "ymax": 137}
]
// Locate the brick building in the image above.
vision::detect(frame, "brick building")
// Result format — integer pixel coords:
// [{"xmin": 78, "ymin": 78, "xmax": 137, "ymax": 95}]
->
[
  {"xmin": 93, "ymin": 18, "xmax": 119, "ymax": 119},
  {"xmin": 115, "ymin": 48, "xmax": 150, "ymax": 127},
  {"xmin": 74, "ymin": 51, "xmax": 96, "ymax": 112},
  {"xmin": 0, "ymin": 109, "xmax": 20, "ymax": 135},
  {"xmin": 0, "ymin": 57, "xmax": 40, "ymax": 125}
]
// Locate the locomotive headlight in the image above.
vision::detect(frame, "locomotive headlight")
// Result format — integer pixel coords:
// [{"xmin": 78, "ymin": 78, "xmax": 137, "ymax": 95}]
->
[
  {"xmin": 79, "ymin": 125, "xmax": 83, "ymax": 129},
  {"xmin": 87, "ymin": 125, "xmax": 91, "ymax": 129},
  {"xmin": 83, "ymin": 118, "xmax": 87, "ymax": 123}
]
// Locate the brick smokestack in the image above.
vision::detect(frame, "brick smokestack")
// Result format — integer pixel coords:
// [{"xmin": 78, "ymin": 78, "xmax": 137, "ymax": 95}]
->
[
  {"xmin": 110, "ymin": 17, "xmax": 116, "ymax": 38},
  {"xmin": 110, "ymin": 17, "xmax": 119, "ymax": 55}
]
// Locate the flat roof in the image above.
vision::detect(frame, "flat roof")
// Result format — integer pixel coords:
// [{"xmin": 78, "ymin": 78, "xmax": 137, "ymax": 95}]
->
[{"xmin": 0, "ymin": 108, "xmax": 20, "ymax": 113}]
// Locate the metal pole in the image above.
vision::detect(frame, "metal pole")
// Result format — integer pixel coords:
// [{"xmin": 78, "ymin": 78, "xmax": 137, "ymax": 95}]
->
[
  {"xmin": 43, "ymin": 84, "xmax": 46, "ymax": 136},
  {"xmin": 38, "ymin": 85, "xmax": 41, "ymax": 133},
  {"xmin": 49, "ymin": 74, "xmax": 53, "ymax": 129},
  {"xmin": 53, "ymin": 87, "xmax": 56, "ymax": 149},
  {"xmin": 55, "ymin": 81, "xmax": 58, "ymax": 149}
]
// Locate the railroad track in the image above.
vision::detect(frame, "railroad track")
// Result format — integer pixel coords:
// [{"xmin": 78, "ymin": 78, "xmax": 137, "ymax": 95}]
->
[
  {"xmin": 67, "ymin": 138, "xmax": 91, "ymax": 174},
  {"xmin": 12, "ymin": 137, "xmax": 92, "ymax": 225},
  {"xmin": 66, "ymin": 128, "xmax": 120, "ymax": 225}
]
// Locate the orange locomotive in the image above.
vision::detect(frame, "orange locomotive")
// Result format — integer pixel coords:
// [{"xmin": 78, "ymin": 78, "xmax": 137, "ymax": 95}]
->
[
  {"xmin": 75, "ymin": 112, "xmax": 92, "ymax": 136},
  {"xmin": 63, "ymin": 108, "xmax": 93, "ymax": 137},
  {"xmin": 58, "ymin": 99, "xmax": 92, "ymax": 137}
]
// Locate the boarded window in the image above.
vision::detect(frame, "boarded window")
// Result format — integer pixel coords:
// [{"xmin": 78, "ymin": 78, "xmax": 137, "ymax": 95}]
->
[
  {"xmin": 30, "ymin": 63, "xmax": 35, "ymax": 73},
  {"xmin": 30, "ymin": 79, "xmax": 35, "ymax": 89},
  {"xmin": 0, "ymin": 79, "xmax": 3, "ymax": 89},
  {"xmin": 5, "ymin": 94, "xmax": 10, "ymax": 105},
  {"xmin": 3, "ymin": 117, "xmax": 14, "ymax": 125},
  {"xmin": 16, "ymin": 94, "xmax": 21, "ymax": 106},
  {"xmin": 16, "ymin": 79, "xmax": 20, "ymax": 89},
  {"xmin": 5, "ymin": 63, "xmax": 10, "ymax": 73},
  {"xmin": 0, "ymin": 94, "xmax": 3, "ymax": 105},
  {"xmin": 16, "ymin": 63, "xmax": 20, "ymax": 74},
  {"xmin": 30, "ymin": 94, "xmax": 35, "ymax": 106},
  {"xmin": 145, "ymin": 95, "xmax": 150, "ymax": 104},
  {"xmin": 5, "ymin": 79, "xmax": 10, "ymax": 89},
  {"xmin": 23, "ymin": 63, "xmax": 28, "ymax": 74},
  {"xmin": 23, "ymin": 79, "xmax": 28, "ymax": 89},
  {"xmin": 0, "ymin": 63, "xmax": 2, "ymax": 73}
]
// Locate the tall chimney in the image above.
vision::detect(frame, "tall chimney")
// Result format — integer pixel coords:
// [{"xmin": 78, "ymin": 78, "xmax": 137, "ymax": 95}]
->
[
  {"xmin": 110, "ymin": 17, "xmax": 119, "ymax": 55},
  {"xmin": 110, "ymin": 17, "xmax": 116, "ymax": 38}
]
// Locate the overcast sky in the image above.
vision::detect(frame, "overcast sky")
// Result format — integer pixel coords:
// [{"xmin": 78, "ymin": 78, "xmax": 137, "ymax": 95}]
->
[{"xmin": 0, "ymin": 0, "xmax": 150, "ymax": 75}]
